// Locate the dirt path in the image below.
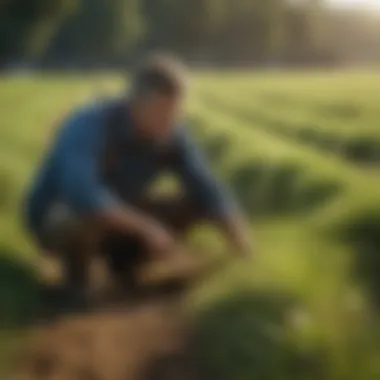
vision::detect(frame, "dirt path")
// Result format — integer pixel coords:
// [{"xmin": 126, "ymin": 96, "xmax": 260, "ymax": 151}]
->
[
  {"xmin": 12, "ymin": 302, "xmax": 195, "ymax": 380},
  {"xmin": 9, "ymin": 254, "xmax": 222, "ymax": 380}
]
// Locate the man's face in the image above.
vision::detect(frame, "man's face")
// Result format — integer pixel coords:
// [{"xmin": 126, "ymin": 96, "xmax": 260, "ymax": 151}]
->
[{"xmin": 134, "ymin": 93, "xmax": 184, "ymax": 142}]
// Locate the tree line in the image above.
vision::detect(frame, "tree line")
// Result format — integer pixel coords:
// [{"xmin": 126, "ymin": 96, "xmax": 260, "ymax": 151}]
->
[{"xmin": 1, "ymin": 0, "xmax": 379, "ymax": 68}]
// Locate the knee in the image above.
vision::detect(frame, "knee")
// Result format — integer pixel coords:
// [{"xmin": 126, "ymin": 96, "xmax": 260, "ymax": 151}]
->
[{"xmin": 44, "ymin": 204, "xmax": 104, "ymax": 251}]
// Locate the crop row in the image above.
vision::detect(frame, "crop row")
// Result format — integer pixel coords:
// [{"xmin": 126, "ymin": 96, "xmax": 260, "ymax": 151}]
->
[
  {"xmin": 198, "ymin": 89, "xmax": 380, "ymax": 165},
  {"xmin": 189, "ymin": 102, "xmax": 370, "ymax": 219}
]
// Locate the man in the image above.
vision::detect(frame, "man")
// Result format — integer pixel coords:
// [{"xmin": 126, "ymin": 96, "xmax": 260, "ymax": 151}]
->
[{"xmin": 24, "ymin": 54, "xmax": 251, "ymax": 300}]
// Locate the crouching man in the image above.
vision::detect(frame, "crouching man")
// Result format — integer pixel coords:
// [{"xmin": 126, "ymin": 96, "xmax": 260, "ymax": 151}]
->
[{"xmin": 24, "ymin": 54, "xmax": 252, "ymax": 303}]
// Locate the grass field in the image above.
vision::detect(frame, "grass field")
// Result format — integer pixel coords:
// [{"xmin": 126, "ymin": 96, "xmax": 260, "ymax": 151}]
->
[{"xmin": 1, "ymin": 70, "xmax": 380, "ymax": 379}]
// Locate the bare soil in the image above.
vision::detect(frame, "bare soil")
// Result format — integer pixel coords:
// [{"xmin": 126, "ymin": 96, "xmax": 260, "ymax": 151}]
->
[{"xmin": 9, "ymin": 254, "xmax": 224, "ymax": 380}]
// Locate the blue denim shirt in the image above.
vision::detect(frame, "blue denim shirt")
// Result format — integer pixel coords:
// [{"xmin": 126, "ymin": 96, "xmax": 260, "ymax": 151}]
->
[{"xmin": 24, "ymin": 98, "xmax": 234, "ymax": 235}]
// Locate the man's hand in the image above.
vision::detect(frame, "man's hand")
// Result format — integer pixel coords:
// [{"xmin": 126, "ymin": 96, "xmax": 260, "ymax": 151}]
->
[
  {"xmin": 218, "ymin": 215, "xmax": 253, "ymax": 259},
  {"xmin": 95, "ymin": 206, "xmax": 175, "ymax": 257},
  {"xmin": 142, "ymin": 222, "xmax": 176, "ymax": 258}
]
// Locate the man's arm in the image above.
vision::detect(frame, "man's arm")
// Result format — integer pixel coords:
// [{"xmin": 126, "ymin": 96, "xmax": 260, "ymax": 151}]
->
[
  {"xmin": 57, "ymin": 108, "xmax": 173, "ymax": 253},
  {"xmin": 173, "ymin": 130, "xmax": 252, "ymax": 257}
]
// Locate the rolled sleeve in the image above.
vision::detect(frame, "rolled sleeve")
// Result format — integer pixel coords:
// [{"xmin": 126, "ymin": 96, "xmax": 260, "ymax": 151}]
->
[
  {"xmin": 173, "ymin": 131, "xmax": 235, "ymax": 219},
  {"xmin": 57, "ymin": 108, "xmax": 118, "ymax": 216}
]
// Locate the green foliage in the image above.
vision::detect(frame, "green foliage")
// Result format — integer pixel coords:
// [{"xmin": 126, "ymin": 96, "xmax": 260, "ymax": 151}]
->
[
  {"xmin": 5, "ymin": 0, "xmax": 377, "ymax": 65},
  {"xmin": 191, "ymin": 100, "xmax": 352, "ymax": 219},
  {"xmin": 0, "ymin": 0, "xmax": 79, "ymax": 60},
  {"xmin": 0, "ymin": 253, "xmax": 40, "ymax": 326},
  {"xmin": 192, "ymin": 291, "xmax": 326, "ymax": 380},
  {"xmin": 320, "ymin": 199, "xmax": 380, "ymax": 310},
  {"xmin": 198, "ymin": 72, "xmax": 380, "ymax": 164},
  {"xmin": 142, "ymin": 0, "xmax": 230, "ymax": 51},
  {"xmin": 49, "ymin": 0, "xmax": 145, "ymax": 62}
]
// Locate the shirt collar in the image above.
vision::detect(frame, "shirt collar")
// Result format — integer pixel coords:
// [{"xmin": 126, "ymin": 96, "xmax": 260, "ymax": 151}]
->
[{"xmin": 110, "ymin": 97, "xmax": 177, "ymax": 150}]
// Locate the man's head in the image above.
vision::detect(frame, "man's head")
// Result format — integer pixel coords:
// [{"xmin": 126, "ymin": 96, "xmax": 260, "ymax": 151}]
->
[{"xmin": 129, "ymin": 53, "xmax": 188, "ymax": 142}]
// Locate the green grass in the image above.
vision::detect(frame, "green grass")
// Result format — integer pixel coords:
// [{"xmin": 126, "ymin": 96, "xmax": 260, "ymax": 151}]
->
[
  {"xmin": 196, "ymin": 70, "xmax": 380, "ymax": 164},
  {"xmin": 1, "ymin": 71, "xmax": 380, "ymax": 379}
]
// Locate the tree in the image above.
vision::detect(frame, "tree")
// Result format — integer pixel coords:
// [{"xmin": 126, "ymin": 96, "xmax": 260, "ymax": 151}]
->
[
  {"xmin": 142, "ymin": 0, "xmax": 230, "ymax": 59},
  {"xmin": 47, "ymin": 0, "xmax": 145, "ymax": 64},
  {"xmin": 0, "ymin": 0, "xmax": 79, "ymax": 63}
]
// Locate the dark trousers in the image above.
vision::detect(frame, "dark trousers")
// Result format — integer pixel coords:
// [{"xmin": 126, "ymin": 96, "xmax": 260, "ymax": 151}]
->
[{"xmin": 62, "ymin": 195, "xmax": 204, "ymax": 293}]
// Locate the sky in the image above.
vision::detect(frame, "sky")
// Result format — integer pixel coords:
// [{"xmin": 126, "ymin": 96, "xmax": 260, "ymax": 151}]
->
[{"xmin": 328, "ymin": 0, "xmax": 380, "ymax": 9}]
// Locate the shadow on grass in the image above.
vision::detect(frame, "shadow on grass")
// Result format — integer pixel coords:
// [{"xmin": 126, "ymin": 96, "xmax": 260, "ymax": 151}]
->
[
  {"xmin": 0, "ymin": 249, "xmax": 87, "ymax": 328},
  {"xmin": 0, "ymin": 251, "xmax": 41, "ymax": 374},
  {"xmin": 229, "ymin": 162, "xmax": 343, "ymax": 219},
  {"xmin": 343, "ymin": 137, "xmax": 380, "ymax": 165},
  {"xmin": 0, "ymin": 251, "xmax": 41, "ymax": 327},
  {"xmin": 189, "ymin": 290, "xmax": 327, "ymax": 380},
  {"xmin": 338, "ymin": 213, "xmax": 380, "ymax": 311}
]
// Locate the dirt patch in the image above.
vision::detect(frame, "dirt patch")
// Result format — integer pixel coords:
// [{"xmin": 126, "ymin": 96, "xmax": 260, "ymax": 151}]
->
[
  {"xmin": 9, "ymin": 254, "xmax": 225, "ymax": 380},
  {"xmin": 12, "ymin": 302, "xmax": 194, "ymax": 380}
]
